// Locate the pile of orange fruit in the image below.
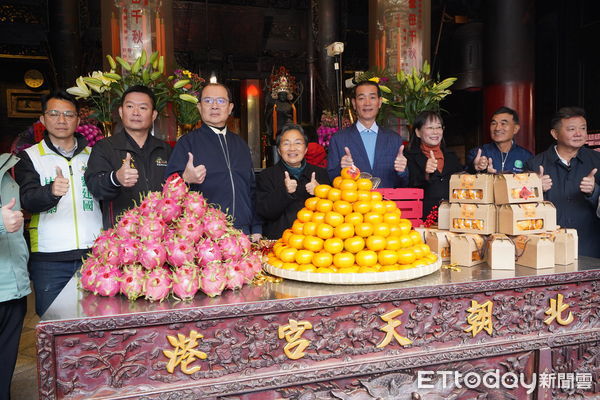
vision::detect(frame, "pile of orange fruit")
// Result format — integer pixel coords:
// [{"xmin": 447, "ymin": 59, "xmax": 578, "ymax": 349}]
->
[{"xmin": 267, "ymin": 167, "xmax": 438, "ymax": 273}]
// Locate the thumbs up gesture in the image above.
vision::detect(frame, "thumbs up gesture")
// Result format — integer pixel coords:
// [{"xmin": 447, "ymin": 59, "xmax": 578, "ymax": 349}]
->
[
  {"xmin": 116, "ymin": 152, "xmax": 139, "ymax": 188},
  {"xmin": 394, "ymin": 145, "xmax": 407, "ymax": 173},
  {"xmin": 486, "ymin": 157, "xmax": 497, "ymax": 174},
  {"xmin": 182, "ymin": 152, "xmax": 207, "ymax": 184},
  {"xmin": 538, "ymin": 166, "xmax": 553, "ymax": 192},
  {"xmin": 51, "ymin": 166, "xmax": 70, "ymax": 197},
  {"xmin": 340, "ymin": 146, "xmax": 354, "ymax": 168},
  {"xmin": 580, "ymin": 168, "xmax": 598, "ymax": 194},
  {"xmin": 1, "ymin": 198, "xmax": 24, "ymax": 233},
  {"xmin": 305, "ymin": 172, "xmax": 318, "ymax": 195},
  {"xmin": 284, "ymin": 171, "xmax": 297, "ymax": 194},
  {"xmin": 424, "ymin": 150, "xmax": 438, "ymax": 174},
  {"xmin": 473, "ymin": 148, "xmax": 489, "ymax": 172}
]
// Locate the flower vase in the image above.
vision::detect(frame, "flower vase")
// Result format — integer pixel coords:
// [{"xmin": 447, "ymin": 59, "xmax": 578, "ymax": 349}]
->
[
  {"xmin": 100, "ymin": 121, "xmax": 113, "ymax": 137},
  {"xmin": 177, "ymin": 123, "xmax": 194, "ymax": 139}
]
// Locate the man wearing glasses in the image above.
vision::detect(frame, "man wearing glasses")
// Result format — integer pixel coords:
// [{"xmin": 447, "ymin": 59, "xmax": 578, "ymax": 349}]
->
[
  {"xmin": 85, "ymin": 85, "xmax": 172, "ymax": 229},
  {"xmin": 166, "ymin": 83, "xmax": 262, "ymax": 239},
  {"xmin": 14, "ymin": 90, "xmax": 102, "ymax": 316}
]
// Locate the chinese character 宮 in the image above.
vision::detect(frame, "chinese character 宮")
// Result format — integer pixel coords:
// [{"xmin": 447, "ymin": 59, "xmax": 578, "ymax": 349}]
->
[
  {"xmin": 278, "ymin": 319, "xmax": 312, "ymax": 360},
  {"xmin": 376, "ymin": 309, "xmax": 412, "ymax": 348},
  {"xmin": 163, "ymin": 330, "xmax": 207, "ymax": 375},
  {"xmin": 464, "ymin": 300, "xmax": 494, "ymax": 337}
]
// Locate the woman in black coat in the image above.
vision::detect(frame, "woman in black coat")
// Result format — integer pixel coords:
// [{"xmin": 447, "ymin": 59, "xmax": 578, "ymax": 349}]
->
[
  {"xmin": 256, "ymin": 124, "xmax": 330, "ymax": 239},
  {"xmin": 404, "ymin": 111, "xmax": 464, "ymax": 219}
]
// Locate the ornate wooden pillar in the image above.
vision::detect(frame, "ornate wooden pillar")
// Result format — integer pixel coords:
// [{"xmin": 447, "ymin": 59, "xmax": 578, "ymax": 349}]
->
[
  {"xmin": 48, "ymin": 0, "xmax": 81, "ymax": 88},
  {"xmin": 483, "ymin": 0, "xmax": 535, "ymax": 152},
  {"xmin": 313, "ymin": 0, "xmax": 339, "ymax": 111}
]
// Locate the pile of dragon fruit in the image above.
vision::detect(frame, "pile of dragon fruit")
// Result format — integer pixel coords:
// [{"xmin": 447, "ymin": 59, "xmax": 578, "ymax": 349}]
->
[
  {"xmin": 76, "ymin": 124, "xmax": 104, "ymax": 147},
  {"xmin": 79, "ymin": 174, "xmax": 264, "ymax": 302}
]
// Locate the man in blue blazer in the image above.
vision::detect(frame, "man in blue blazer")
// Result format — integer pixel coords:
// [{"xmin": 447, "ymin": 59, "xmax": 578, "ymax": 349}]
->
[{"xmin": 327, "ymin": 81, "xmax": 408, "ymax": 188}]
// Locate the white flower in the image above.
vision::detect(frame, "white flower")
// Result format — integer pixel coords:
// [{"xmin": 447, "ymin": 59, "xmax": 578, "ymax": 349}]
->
[{"xmin": 66, "ymin": 76, "xmax": 91, "ymax": 99}]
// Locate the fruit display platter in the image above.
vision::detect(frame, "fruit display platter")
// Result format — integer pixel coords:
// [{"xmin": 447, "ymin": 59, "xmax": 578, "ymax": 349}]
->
[{"xmin": 263, "ymin": 256, "xmax": 441, "ymax": 285}]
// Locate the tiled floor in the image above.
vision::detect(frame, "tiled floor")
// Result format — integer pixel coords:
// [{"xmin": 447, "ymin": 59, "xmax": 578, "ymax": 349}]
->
[{"xmin": 11, "ymin": 293, "xmax": 39, "ymax": 400}]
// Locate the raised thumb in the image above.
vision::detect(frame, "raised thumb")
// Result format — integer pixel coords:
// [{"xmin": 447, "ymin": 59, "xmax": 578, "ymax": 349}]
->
[
  {"xmin": 186, "ymin": 152, "xmax": 194, "ymax": 167},
  {"xmin": 538, "ymin": 165, "xmax": 545, "ymax": 177},
  {"xmin": 2, "ymin": 197, "xmax": 16, "ymax": 210},
  {"xmin": 311, "ymin": 172, "xmax": 316, "ymax": 181},
  {"xmin": 429, "ymin": 150, "xmax": 435, "ymax": 160},
  {"xmin": 588, "ymin": 168, "xmax": 598, "ymax": 178},
  {"xmin": 476, "ymin": 148, "xmax": 482, "ymax": 159},
  {"xmin": 123, "ymin": 152, "xmax": 132, "ymax": 166},
  {"xmin": 55, "ymin": 166, "xmax": 64, "ymax": 178},
  {"xmin": 284, "ymin": 171, "xmax": 290, "ymax": 180},
  {"xmin": 344, "ymin": 146, "xmax": 352, "ymax": 157},
  {"xmin": 399, "ymin": 145, "xmax": 405, "ymax": 156}
]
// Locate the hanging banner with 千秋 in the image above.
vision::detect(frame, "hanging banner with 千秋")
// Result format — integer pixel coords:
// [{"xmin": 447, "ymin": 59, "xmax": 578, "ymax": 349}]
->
[{"xmin": 114, "ymin": 0, "xmax": 158, "ymax": 63}]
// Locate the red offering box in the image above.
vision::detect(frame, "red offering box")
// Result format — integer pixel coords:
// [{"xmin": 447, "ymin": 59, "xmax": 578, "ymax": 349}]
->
[{"xmin": 375, "ymin": 188, "xmax": 424, "ymax": 221}]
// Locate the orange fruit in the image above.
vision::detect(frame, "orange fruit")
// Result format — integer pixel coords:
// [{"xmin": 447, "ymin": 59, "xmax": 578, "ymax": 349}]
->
[
  {"xmin": 327, "ymin": 188, "xmax": 342, "ymax": 202},
  {"xmin": 324, "ymin": 237, "xmax": 344, "ymax": 254},
  {"xmin": 370, "ymin": 191, "xmax": 383, "ymax": 202},
  {"xmin": 383, "ymin": 200, "xmax": 398, "ymax": 213},
  {"xmin": 325, "ymin": 211, "xmax": 344, "ymax": 227},
  {"xmin": 411, "ymin": 245, "xmax": 425, "ymax": 260},
  {"xmin": 332, "ymin": 176, "xmax": 343, "ymax": 189},
  {"xmin": 372, "ymin": 222, "xmax": 391, "ymax": 237},
  {"xmin": 364, "ymin": 212, "xmax": 384, "ymax": 224},
  {"xmin": 274, "ymin": 244, "xmax": 288, "ymax": 258},
  {"xmin": 397, "ymin": 235, "xmax": 413, "ymax": 248},
  {"xmin": 279, "ymin": 247, "xmax": 298, "ymax": 263},
  {"xmin": 302, "ymin": 221, "xmax": 318, "ymax": 236},
  {"xmin": 344, "ymin": 236, "xmax": 365, "ymax": 253},
  {"xmin": 358, "ymin": 266, "xmax": 378, "ymax": 273},
  {"xmin": 281, "ymin": 262, "xmax": 299, "ymax": 270},
  {"xmin": 370, "ymin": 201, "xmax": 386, "ymax": 214},
  {"xmin": 418, "ymin": 243, "xmax": 431, "ymax": 255},
  {"xmin": 356, "ymin": 178, "xmax": 373, "ymax": 191},
  {"xmin": 338, "ymin": 266, "xmax": 360, "ymax": 273},
  {"xmin": 345, "ymin": 212, "xmax": 364, "ymax": 225},
  {"xmin": 297, "ymin": 208, "xmax": 313, "ymax": 223},
  {"xmin": 333, "ymin": 200, "xmax": 353, "ymax": 215},
  {"xmin": 312, "ymin": 251, "xmax": 333, "ymax": 268},
  {"xmin": 398, "ymin": 219, "xmax": 413, "ymax": 235},
  {"xmin": 298, "ymin": 264, "xmax": 317, "ymax": 272},
  {"xmin": 353, "ymin": 200, "xmax": 372, "ymax": 214},
  {"xmin": 409, "ymin": 230, "xmax": 423, "ymax": 244},
  {"xmin": 311, "ymin": 211, "xmax": 326, "ymax": 224},
  {"xmin": 356, "ymin": 190, "xmax": 372, "ymax": 202},
  {"xmin": 380, "ymin": 264, "xmax": 400, "ymax": 272},
  {"xmin": 269, "ymin": 258, "xmax": 284, "ymax": 268},
  {"xmin": 295, "ymin": 249, "xmax": 314, "ymax": 264},
  {"xmin": 355, "ymin": 250, "xmax": 378, "ymax": 267},
  {"xmin": 316, "ymin": 267, "xmax": 336, "ymax": 273},
  {"xmin": 334, "ymin": 222, "xmax": 355, "ymax": 239},
  {"xmin": 385, "ymin": 236, "xmax": 402, "ymax": 250},
  {"xmin": 316, "ymin": 199, "xmax": 334, "ymax": 213},
  {"xmin": 282, "ymin": 229, "xmax": 293, "ymax": 243},
  {"xmin": 288, "ymin": 234, "xmax": 305, "ymax": 249},
  {"xmin": 333, "ymin": 252, "xmax": 355, "ymax": 268},
  {"xmin": 378, "ymin": 249, "xmax": 398, "ymax": 266},
  {"xmin": 366, "ymin": 235, "xmax": 386, "ymax": 251},
  {"xmin": 303, "ymin": 236, "xmax": 324, "ymax": 252},
  {"xmin": 316, "ymin": 223, "xmax": 334, "ymax": 239},
  {"xmin": 355, "ymin": 222, "xmax": 374, "ymax": 237},
  {"xmin": 341, "ymin": 190, "xmax": 358, "ymax": 203},
  {"xmin": 340, "ymin": 166, "xmax": 361, "ymax": 180},
  {"xmin": 397, "ymin": 248, "xmax": 416, "ymax": 265},
  {"xmin": 314, "ymin": 184, "xmax": 332, "ymax": 199},
  {"xmin": 305, "ymin": 197, "xmax": 319, "ymax": 211},
  {"xmin": 383, "ymin": 212, "xmax": 401, "ymax": 225},
  {"xmin": 291, "ymin": 220, "xmax": 305, "ymax": 235},
  {"xmin": 339, "ymin": 179, "xmax": 358, "ymax": 191}
]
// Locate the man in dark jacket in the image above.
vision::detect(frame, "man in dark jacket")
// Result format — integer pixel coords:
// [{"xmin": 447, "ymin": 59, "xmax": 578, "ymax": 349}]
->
[
  {"xmin": 526, "ymin": 106, "xmax": 600, "ymax": 257},
  {"xmin": 165, "ymin": 83, "xmax": 262, "ymax": 238},
  {"xmin": 466, "ymin": 106, "xmax": 533, "ymax": 173},
  {"xmin": 85, "ymin": 85, "xmax": 172, "ymax": 228}
]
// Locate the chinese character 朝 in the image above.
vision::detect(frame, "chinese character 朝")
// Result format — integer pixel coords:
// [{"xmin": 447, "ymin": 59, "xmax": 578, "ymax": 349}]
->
[{"xmin": 464, "ymin": 300, "xmax": 494, "ymax": 337}]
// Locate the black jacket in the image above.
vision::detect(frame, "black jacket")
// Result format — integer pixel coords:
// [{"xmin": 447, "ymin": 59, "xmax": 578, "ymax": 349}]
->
[
  {"xmin": 526, "ymin": 145, "xmax": 600, "ymax": 257},
  {"xmin": 256, "ymin": 161, "xmax": 330, "ymax": 239},
  {"xmin": 405, "ymin": 142, "xmax": 464, "ymax": 219},
  {"xmin": 85, "ymin": 127, "xmax": 172, "ymax": 229}
]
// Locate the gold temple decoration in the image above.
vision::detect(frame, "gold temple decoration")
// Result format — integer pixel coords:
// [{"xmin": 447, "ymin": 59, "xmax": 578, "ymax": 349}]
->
[
  {"xmin": 278, "ymin": 319, "xmax": 312, "ymax": 360},
  {"xmin": 544, "ymin": 293, "xmax": 574, "ymax": 326},
  {"xmin": 376, "ymin": 309, "xmax": 413, "ymax": 348},
  {"xmin": 464, "ymin": 300, "xmax": 494, "ymax": 337},
  {"xmin": 163, "ymin": 330, "xmax": 208, "ymax": 374}
]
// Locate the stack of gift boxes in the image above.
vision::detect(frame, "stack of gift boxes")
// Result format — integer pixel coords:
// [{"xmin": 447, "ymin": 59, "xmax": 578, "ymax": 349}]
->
[{"xmin": 420, "ymin": 173, "xmax": 578, "ymax": 269}]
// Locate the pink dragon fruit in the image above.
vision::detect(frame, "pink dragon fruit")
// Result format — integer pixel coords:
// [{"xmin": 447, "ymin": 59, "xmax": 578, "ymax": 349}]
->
[
  {"xmin": 138, "ymin": 213, "xmax": 166, "ymax": 239},
  {"xmin": 92, "ymin": 229, "xmax": 117, "ymax": 258},
  {"xmin": 139, "ymin": 241, "xmax": 167, "ymax": 270},
  {"xmin": 163, "ymin": 173, "xmax": 189, "ymax": 203},
  {"xmin": 196, "ymin": 239, "xmax": 222, "ymax": 266},
  {"xmin": 199, "ymin": 262, "xmax": 226, "ymax": 297},
  {"xmin": 102, "ymin": 246, "xmax": 121, "ymax": 268},
  {"xmin": 144, "ymin": 266, "xmax": 172, "ymax": 302},
  {"xmin": 92, "ymin": 265, "xmax": 123, "ymax": 296},
  {"xmin": 218, "ymin": 235, "xmax": 244, "ymax": 261},
  {"xmin": 158, "ymin": 196, "xmax": 183, "ymax": 224},
  {"xmin": 203, "ymin": 209, "xmax": 230, "ymax": 240},
  {"xmin": 182, "ymin": 191, "xmax": 207, "ymax": 218},
  {"xmin": 166, "ymin": 237, "xmax": 195, "ymax": 267},
  {"xmin": 118, "ymin": 237, "xmax": 141, "ymax": 265},
  {"xmin": 238, "ymin": 234, "xmax": 252, "ymax": 254},
  {"xmin": 224, "ymin": 259, "xmax": 246, "ymax": 290},
  {"xmin": 238, "ymin": 252, "xmax": 263, "ymax": 282},
  {"xmin": 79, "ymin": 256, "xmax": 101, "ymax": 291},
  {"xmin": 115, "ymin": 209, "xmax": 139, "ymax": 238},
  {"xmin": 138, "ymin": 192, "xmax": 163, "ymax": 217},
  {"xmin": 119, "ymin": 264, "xmax": 146, "ymax": 300},
  {"xmin": 171, "ymin": 263, "xmax": 200, "ymax": 301},
  {"xmin": 176, "ymin": 214, "xmax": 205, "ymax": 243}
]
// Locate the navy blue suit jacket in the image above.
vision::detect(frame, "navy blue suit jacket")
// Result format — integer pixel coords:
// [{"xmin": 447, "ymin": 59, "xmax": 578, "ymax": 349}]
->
[{"xmin": 327, "ymin": 124, "xmax": 408, "ymax": 188}]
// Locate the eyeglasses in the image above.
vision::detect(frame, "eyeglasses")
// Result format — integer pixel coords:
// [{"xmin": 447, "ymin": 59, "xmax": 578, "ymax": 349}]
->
[
  {"xmin": 44, "ymin": 110, "xmax": 77, "ymax": 120},
  {"xmin": 201, "ymin": 97, "xmax": 229, "ymax": 106}
]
